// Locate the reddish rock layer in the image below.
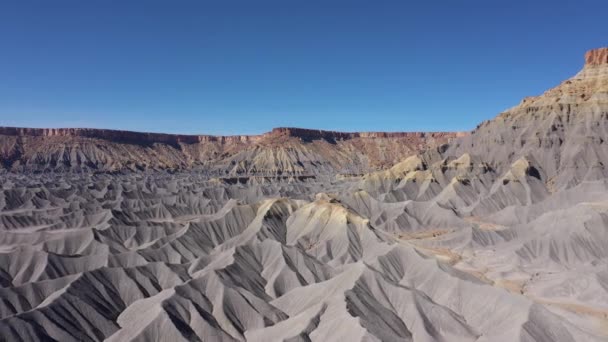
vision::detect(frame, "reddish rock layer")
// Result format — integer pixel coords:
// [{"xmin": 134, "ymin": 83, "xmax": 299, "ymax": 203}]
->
[
  {"xmin": 0, "ymin": 126, "xmax": 465, "ymax": 173},
  {"xmin": 0, "ymin": 126, "xmax": 465, "ymax": 146},
  {"xmin": 584, "ymin": 47, "xmax": 608, "ymax": 66},
  {"xmin": 0, "ymin": 127, "xmax": 262, "ymax": 144}
]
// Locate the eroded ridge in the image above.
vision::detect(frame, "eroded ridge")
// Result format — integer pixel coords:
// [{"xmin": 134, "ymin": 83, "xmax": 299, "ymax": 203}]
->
[{"xmin": 1, "ymin": 48, "xmax": 608, "ymax": 341}]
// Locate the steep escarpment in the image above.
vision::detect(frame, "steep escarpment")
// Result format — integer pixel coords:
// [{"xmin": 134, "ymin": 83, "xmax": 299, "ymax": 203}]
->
[
  {"xmin": 0, "ymin": 126, "xmax": 462, "ymax": 174},
  {"xmin": 447, "ymin": 47, "xmax": 608, "ymax": 190}
]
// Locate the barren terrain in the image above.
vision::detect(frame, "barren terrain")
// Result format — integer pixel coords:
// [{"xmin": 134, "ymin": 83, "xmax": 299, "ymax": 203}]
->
[{"xmin": 1, "ymin": 48, "xmax": 607, "ymax": 341}]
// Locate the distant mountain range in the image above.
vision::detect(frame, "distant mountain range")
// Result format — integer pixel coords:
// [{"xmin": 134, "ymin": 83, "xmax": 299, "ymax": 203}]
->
[{"xmin": 0, "ymin": 126, "xmax": 464, "ymax": 174}]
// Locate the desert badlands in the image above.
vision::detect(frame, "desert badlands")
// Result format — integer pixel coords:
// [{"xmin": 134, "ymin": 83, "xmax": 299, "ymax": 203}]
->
[{"xmin": 1, "ymin": 48, "xmax": 608, "ymax": 341}]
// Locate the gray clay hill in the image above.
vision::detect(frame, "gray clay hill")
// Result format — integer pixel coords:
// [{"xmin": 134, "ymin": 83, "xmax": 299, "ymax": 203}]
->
[{"xmin": 1, "ymin": 48, "xmax": 608, "ymax": 341}]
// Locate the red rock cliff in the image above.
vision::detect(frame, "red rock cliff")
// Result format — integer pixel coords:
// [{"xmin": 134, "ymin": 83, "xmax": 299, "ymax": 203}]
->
[{"xmin": 585, "ymin": 47, "xmax": 608, "ymax": 66}]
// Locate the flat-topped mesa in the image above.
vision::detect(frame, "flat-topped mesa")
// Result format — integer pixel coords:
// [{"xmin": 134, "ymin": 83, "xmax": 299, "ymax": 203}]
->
[
  {"xmin": 584, "ymin": 47, "xmax": 608, "ymax": 66},
  {"xmin": 266, "ymin": 127, "xmax": 354, "ymax": 140},
  {"xmin": 0, "ymin": 125, "xmax": 465, "ymax": 173},
  {"xmin": 266, "ymin": 127, "xmax": 465, "ymax": 141},
  {"xmin": 0, "ymin": 127, "xmax": 262, "ymax": 145},
  {"xmin": 0, "ymin": 126, "xmax": 466, "ymax": 146}
]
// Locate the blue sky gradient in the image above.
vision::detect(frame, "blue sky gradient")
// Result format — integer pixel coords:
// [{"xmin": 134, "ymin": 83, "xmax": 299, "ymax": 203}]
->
[{"xmin": 1, "ymin": 0, "xmax": 607, "ymax": 134}]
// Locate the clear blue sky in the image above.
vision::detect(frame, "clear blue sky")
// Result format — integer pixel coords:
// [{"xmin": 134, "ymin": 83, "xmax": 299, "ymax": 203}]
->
[{"xmin": 1, "ymin": 1, "xmax": 607, "ymax": 135}]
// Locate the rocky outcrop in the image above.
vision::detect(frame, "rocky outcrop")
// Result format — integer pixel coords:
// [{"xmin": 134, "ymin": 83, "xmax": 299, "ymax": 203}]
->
[
  {"xmin": 447, "ymin": 47, "xmax": 608, "ymax": 190},
  {"xmin": 585, "ymin": 47, "xmax": 608, "ymax": 66}
]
